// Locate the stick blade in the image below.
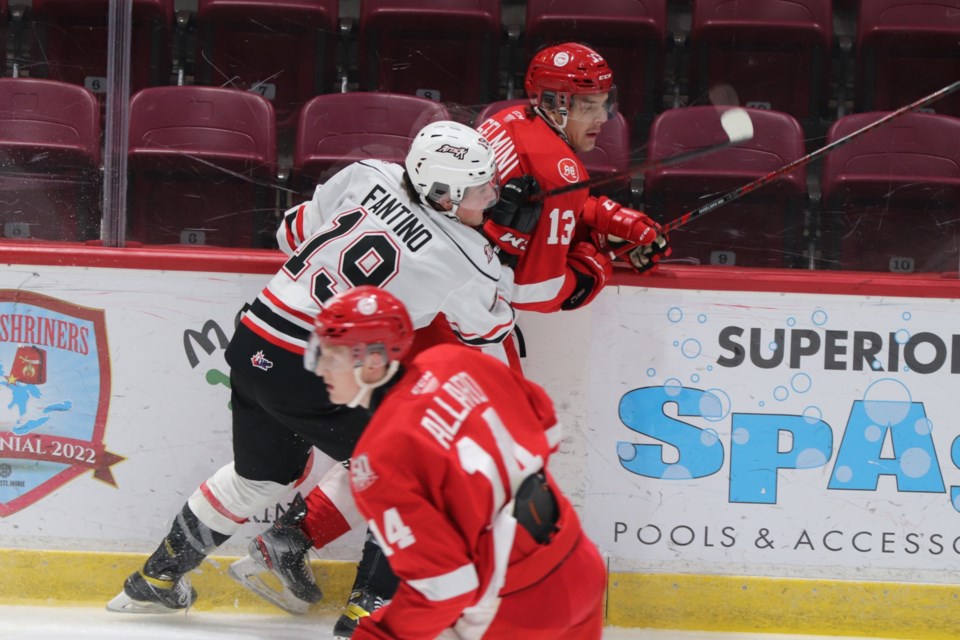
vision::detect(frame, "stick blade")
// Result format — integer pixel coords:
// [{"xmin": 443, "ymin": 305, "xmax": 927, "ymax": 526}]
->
[{"xmin": 720, "ymin": 108, "xmax": 754, "ymax": 144}]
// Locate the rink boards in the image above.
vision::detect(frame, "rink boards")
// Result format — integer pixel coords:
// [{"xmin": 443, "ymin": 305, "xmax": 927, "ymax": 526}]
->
[{"xmin": 1, "ymin": 243, "xmax": 959, "ymax": 638}]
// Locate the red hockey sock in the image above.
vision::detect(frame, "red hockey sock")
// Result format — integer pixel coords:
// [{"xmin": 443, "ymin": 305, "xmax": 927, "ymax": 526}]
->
[{"xmin": 302, "ymin": 487, "xmax": 352, "ymax": 550}]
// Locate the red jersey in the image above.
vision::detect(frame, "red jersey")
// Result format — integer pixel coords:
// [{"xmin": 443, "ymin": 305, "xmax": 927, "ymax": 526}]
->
[
  {"xmin": 478, "ymin": 107, "xmax": 598, "ymax": 312},
  {"xmin": 349, "ymin": 345, "xmax": 587, "ymax": 640}
]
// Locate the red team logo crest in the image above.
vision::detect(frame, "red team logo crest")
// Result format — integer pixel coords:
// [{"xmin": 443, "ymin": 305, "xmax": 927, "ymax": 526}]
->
[
  {"xmin": 557, "ymin": 158, "xmax": 580, "ymax": 183},
  {"xmin": 0, "ymin": 290, "xmax": 122, "ymax": 517}
]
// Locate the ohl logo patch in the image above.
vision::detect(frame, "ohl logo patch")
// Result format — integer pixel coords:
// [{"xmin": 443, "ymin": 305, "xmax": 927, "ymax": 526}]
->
[{"xmin": 0, "ymin": 290, "xmax": 123, "ymax": 517}]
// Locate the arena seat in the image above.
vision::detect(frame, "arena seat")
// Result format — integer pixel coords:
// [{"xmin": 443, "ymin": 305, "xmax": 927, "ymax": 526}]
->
[
  {"xmin": 820, "ymin": 112, "xmax": 960, "ymax": 273},
  {"xmin": 642, "ymin": 106, "xmax": 808, "ymax": 268},
  {"xmin": 688, "ymin": 0, "xmax": 832, "ymax": 127},
  {"xmin": 855, "ymin": 0, "xmax": 960, "ymax": 118},
  {"xmin": 195, "ymin": 0, "xmax": 338, "ymax": 133},
  {"xmin": 523, "ymin": 0, "xmax": 667, "ymax": 137},
  {"xmin": 30, "ymin": 0, "xmax": 173, "ymax": 99},
  {"xmin": 358, "ymin": 0, "xmax": 500, "ymax": 107},
  {"xmin": 127, "ymin": 86, "xmax": 278, "ymax": 248},
  {"xmin": 475, "ymin": 99, "xmax": 632, "ymax": 201},
  {"xmin": 0, "ymin": 79, "xmax": 101, "ymax": 242},
  {"xmin": 293, "ymin": 92, "xmax": 450, "ymax": 196}
]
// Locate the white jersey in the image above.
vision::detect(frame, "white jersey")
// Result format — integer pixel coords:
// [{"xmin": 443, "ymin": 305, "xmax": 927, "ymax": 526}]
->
[{"xmin": 241, "ymin": 160, "xmax": 515, "ymax": 354}]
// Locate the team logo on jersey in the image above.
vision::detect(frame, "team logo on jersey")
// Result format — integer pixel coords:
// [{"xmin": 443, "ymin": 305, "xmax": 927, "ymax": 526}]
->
[
  {"xmin": 558, "ymin": 158, "xmax": 580, "ymax": 183},
  {"xmin": 0, "ymin": 290, "xmax": 122, "ymax": 517},
  {"xmin": 251, "ymin": 350, "xmax": 273, "ymax": 371},
  {"xmin": 553, "ymin": 51, "xmax": 570, "ymax": 67},
  {"xmin": 411, "ymin": 370, "xmax": 440, "ymax": 395},
  {"xmin": 436, "ymin": 144, "xmax": 468, "ymax": 160},
  {"xmin": 350, "ymin": 454, "xmax": 378, "ymax": 492}
]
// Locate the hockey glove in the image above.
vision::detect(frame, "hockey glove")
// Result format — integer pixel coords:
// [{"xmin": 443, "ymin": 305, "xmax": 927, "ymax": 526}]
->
[
  {"xmin": 626, "ymin": 232, "xmax": 671, "ymax": 274},
  {"xmin": 561, "ymin": 242, "xmax": 613, "ymax": 310},
  {"xmin": 483, "ymin": 175, "xmax": 542, "ymax": 268},
  {"xmin": 581, "ymin": 196, "xmax": 660, "ymax": 247}
]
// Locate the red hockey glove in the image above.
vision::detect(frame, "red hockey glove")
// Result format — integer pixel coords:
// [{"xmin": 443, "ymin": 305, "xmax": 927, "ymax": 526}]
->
[
  {"xmin": 483, "ymin": 176, "xmax": 542, "ymax": 268},
  {"xmin": 562, "ymin": 242, "xmax": 613, "ymax": 310},
  {"xmin": 582, "ymin": 196, "xmax": 660, "ymax": 247}
]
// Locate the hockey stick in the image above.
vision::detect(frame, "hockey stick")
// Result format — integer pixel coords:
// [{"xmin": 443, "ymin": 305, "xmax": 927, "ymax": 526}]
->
[
  {"xmin": 614, "ymin": 78, "xmax": 960, "ymax": 260},
  {"xmin": 532, "ymin": 107, "xmax": 755, "ymax": 201}
]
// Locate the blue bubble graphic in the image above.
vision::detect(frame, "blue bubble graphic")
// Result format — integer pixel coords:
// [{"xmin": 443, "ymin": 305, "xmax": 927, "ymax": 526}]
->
[
  {"xmin": 668, "ymin": 307, "xmax": 683, "ymax": 323},
  {"xmin": 791, "ymin": 373, "xmax": 812, "ymax": 393},
  {"xmin": 796, "ymin": 448, "xmax": 828, "ymax": 469},
  {"xmin": 802, "ymin": 406, "xmax": 823, "ymax": 424},
  {"xmin": 812, "ymin": 309, "xmax": 828, "ymax": 326},
  {"xmin": 646, "ymin": 368, "xmax": 656, "ymax": 378},
  {"xmin": 863, "ymin": 379, "xmax": 912, "ymax": 427},
  {"xmin": 707, "ymin": 365, "xmax": 714, "ymax": 372},
  {"xmin": 681, "ymin": 339, "xmax": 702, "ymax": 359},
  {"xmin": 664, "ymin": 378, "xmax": 683, "ymax": 397},
  {"xmin": 864, "ymin": 425, "xmax": 882, "ymax": 442},
  {"xmin": 900, "ymin": 448, "xmax": 932, "ymax": 479},
  {"xmin": 902, "ymin": 312, "xmax": 912, "ymax": 321},
  {"xmin": 617, "ymin": 442, "xmax": 637, "ymax": 461},
  {"xmin": 732, "ymin": 427, "xmax": 750, "ymax": 445},
  {"xmin": 895, "ymin": 329, "xmax": 910, "ymax": 345},
  {"xmin": 759, "ymin": 400, "xmax": 766, "ymax": 407},
  {"xmin": 871, "ymin": 358, "xmax": 883, "ymax": 370},
  {"xmin": 662, "ymin": 465, "xmax": 693, "ymax": 480},
  {"xmin": 698, "ymin": 314, "xmax": 708, "ymax": 324},
  {"xmin": 702, "ymin": 388, "xmax": 732, "ymax": 422},
  {"xmin": 769, "ymin": 341, "xmax": 779, "ymax": 352},
  {"xmin": 673, "ymin": 340, "xmax": 680, "ymax": 347},
  {"xmin": 774, "ymin": 386, "xmax": 788, "ymax": 401},
  {"xmin": 835, "ymin": 466, "xmax": 853, "ymax": 483},
  {"xmin": 700, "ymin": 428, "xmax": 720, "ymax": 447},
  {"xmin": 914, "ymin": 418, "xmax": 933, "ymax": 436},
  {"xmin": 691, "ymin": 374, "xmax": 701, "ymax": 383},
  {"xmin": 787, "ymin": 317, "xmax": 797, "ymax": 327}
]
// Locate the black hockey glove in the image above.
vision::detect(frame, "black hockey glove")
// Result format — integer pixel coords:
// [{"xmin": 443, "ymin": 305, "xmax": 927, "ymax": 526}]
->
[{"xmin": 482, "ymin": 175, "xmax": 543, "ymax": 268}]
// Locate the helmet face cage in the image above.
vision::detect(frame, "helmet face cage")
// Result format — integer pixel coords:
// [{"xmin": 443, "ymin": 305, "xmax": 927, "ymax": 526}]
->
[
  {"xmin": 303, "ymin": 286, "xmax": 414, "ymax": 374},
  {"xmin": 405, "ymin": 120, "xmax": 500, "ymax": 213}
]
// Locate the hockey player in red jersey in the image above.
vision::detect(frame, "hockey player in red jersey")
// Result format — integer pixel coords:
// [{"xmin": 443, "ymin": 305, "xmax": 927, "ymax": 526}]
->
[
  {"xmin": 308, "ymin": 286, "xmax": 606, "ymax": 640},
  {"xmin": 479, "ymin": 42, "xmax": 670, "ymax": 311},
  {"xmin": 105, "ymin": 121, "xmax": 517, "ymax": 617}
]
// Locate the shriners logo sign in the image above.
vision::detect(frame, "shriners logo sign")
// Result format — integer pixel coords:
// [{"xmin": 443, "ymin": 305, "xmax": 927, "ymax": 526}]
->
[{"xmin": 0, "ymin": 290, "xmax": 123, "ymax": 517}]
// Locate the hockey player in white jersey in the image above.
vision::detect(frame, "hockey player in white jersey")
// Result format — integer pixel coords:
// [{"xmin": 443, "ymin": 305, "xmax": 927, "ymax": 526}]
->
[{"xmin": 106, "ymin": 120, "xmax": 515, "ymax": 615}]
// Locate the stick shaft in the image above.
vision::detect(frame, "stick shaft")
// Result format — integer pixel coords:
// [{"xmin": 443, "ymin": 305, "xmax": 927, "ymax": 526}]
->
[{"xmin": 662, "ymin": 79, "xmax": 960, "ymax": 234}]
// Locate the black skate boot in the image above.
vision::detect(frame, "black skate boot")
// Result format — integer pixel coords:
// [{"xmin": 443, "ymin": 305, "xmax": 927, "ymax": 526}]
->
[
  {"xmin": 332, "ymin": 588, "xmax": 387, "ymax": 638},
  {"xmin": 107, "ymin": 503, "xmax": 226, "ymax": 614},
  {"xmin": 228, "ymin": 493, "xmax": 323, "ymax": 615}
]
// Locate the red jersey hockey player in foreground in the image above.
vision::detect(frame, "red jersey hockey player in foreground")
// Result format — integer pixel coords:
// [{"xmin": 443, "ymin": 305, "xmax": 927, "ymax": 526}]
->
[
  {"xmin": 480, "ymin": 42, "xmax": 670, "ymax": 310},
  {"xmin": 308, "ymin": 286, "xmax": 606, "ymax": 640}
]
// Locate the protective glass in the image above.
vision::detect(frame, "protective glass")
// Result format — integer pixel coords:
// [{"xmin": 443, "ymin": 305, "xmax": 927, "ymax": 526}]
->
[
  {"xmin": 458, "ymin": 175, "xmax": 501, "ymax": 212},
  {"xmin": 303, "ymin": 334, "xmax": 357, "ymax": 373},
  {"xmin": 567, "ymin": 89, "xmax": 618, "ymax": 122}
]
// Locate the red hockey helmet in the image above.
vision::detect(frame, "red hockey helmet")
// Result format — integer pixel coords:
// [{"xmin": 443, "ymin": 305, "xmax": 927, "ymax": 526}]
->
[
  {"xmin": 525, "ymin": 42, "xmax": 615, "ymax": 113},
  {"xmin": 305, "ymin": 286, "xmax": 414, "ymax": 372}
]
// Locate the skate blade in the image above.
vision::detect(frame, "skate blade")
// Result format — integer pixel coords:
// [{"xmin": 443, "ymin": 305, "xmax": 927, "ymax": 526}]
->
[
  {"xmin": 228, "ymin": 555, "xmax": 311, "ymax": 616},
  {"xmin": 105, "ymin": 590, "xmax": 183, "ymax": 614}
]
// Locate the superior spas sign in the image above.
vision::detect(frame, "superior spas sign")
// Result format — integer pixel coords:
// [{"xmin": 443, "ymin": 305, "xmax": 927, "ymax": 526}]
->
[
  {"xmin": 586, "ymin": 286, "xmax": 960, "ymax": 571},
  {"xmin": 0, "ymin": 290, "xmax": 123, "ymax": 516}
]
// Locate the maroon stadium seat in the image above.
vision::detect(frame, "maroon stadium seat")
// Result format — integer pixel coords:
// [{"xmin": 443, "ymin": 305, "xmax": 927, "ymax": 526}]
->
[
  {"xmin": 820, "ymin": 112, "xmax": 960, "ymax": 273},
  {"xmin": 0, "ymin": 78, "xmax": 101, "ymax": 242},
  {"xmin": 358, "ymin": 0, "xmax": 500, "ymax": 107},
  {"xmin": 523, "ymin": 0, "xmax": 667, "ymax": 137},
  {"xmin": 293, "ymin": 92, "xmax": 450, "ymax": 195},
  {"xmin": 127, "ymin": 86, "xmax": 278, "ymax": 248},
  {"xmin": 855, "ymin": 0, "xmax": 960, "ymax": 117},
  {"xmin": 643, "ymin": 106, "xmax": 807, "ymax": 268},
  {"xmin": 195, "ymin": 0, "xmax": 338, "ymax": 133},
  {"xmin": 689, "ymin": 0, "xmax": 831, "ymax": 127},
  {"xmin": 30, "ymin": 0, "xmax": 173, "ymax": 98},
  {"xmin": 475, "ymin": 99, "xmax": 632, "ymax": 201}
]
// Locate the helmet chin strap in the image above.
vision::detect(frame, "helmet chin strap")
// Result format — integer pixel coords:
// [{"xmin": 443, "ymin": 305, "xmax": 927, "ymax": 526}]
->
[
  {"xmin": 534, "ymin": 105, "xmax": 570, "ymax": 144},
  {"xmin": 346, "ymin": 360, "xmax": 401, "ymax": 409}
]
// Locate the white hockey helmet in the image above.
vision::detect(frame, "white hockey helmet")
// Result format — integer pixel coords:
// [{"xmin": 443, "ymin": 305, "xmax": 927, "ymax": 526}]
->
[{"xmin": 405, "ymin": 120, "xmax": 500, "ymax": 217}]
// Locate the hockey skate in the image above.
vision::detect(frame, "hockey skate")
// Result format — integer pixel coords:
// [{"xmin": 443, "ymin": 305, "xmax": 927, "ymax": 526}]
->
[
  {"xmin": 332, "ymin": 588, "xmax": 387, "ymax": 638},
  {"xmin": 106, "ymin": 571, "xmax": 197, "ymax": 614},
  {"xmin": 228, "ymin": 494, "xmax": 322, "ymax": 615}
]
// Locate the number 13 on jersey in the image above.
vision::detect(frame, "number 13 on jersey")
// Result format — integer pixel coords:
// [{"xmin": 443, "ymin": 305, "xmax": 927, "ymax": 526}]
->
[{"xmin": 546, "ymin": 209, "xmax": 575, "ymax": 245}]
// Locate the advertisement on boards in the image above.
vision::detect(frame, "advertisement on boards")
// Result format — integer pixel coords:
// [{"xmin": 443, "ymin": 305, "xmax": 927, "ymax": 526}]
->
[{"xmin": 586, "ymin": 286, "xmax": 960, "ymax": 572}]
